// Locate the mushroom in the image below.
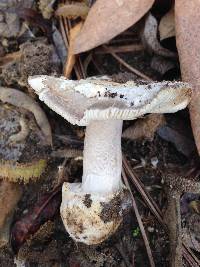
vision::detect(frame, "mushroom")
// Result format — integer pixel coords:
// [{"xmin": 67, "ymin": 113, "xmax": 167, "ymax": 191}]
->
[{"xmin": 28, "ymin": 75, "xmax": 191, "ymax": 245}]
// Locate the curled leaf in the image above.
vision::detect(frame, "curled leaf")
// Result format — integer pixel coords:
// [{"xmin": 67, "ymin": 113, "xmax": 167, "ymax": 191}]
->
[
  {"xmin": 141, "ymin": 13, "xmax": 176, "ymax": 58},
  {"xmin": 11, "ymin": 185, "xmax": 61, "ymax": 252},
  {"xmin": 159, "ymin": 6, "xmax": 175, "ymax": 41},
  {"xmin": 73, "ymin": 0, "xmax": 154, "ymax": 54},
  {"xmin": 175, "ymin": 0, "xmax": 200, "ymax": 155},
  {"xmin": 56, "ymin": 2, "xmax": 89, "ymax": 19},
  {"xmin": 157, "ymin": 126, "xmax": 196, "ymax": 157},
  {"xmin": 0, "ymin": 159, "xmax": 47, "ymax": 183},
  {"xmin": 122, "ymin": 114, "xmax": 166, "ymax": 141},
  {"xmin": 0, "ymin": 87, "xmax": 52, "ymax": 145}
]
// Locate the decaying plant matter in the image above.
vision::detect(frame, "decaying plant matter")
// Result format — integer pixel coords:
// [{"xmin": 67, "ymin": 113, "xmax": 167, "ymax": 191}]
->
[{"xmin": 0, "ymin": 87, "xmax": 50, "ymax": 249}]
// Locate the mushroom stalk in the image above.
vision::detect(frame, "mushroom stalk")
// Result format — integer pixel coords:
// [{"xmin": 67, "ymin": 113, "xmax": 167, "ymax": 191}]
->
[
  {"xmin": 82, "ymin": 120, "xmax": 123, "ymax": 194},
  {"xmin": 28, "ymin": 75, "xmax": 192, "ymax": 245}
]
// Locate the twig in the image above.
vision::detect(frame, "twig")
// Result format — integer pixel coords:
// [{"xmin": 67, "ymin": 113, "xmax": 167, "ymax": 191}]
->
[
  {"xmin": 183, "ymin": 245, "xmax": 199, "ymax": 267},
  {"xmin": 54, "ymin": 134, "xmax": 84, "ymax": 147},
  {"xmin": 95, "ymin": 44, "xmax": 144, "ymax": 54},
  {"xmin": 123, "ymin": 156, "xmax": 164, "ymax": 226},
  {"xmin": 91, "ymin": 58, "xmax": 104, "ymax": 74},
  {"xmin": 51, "ymin": 148, "xmax": 83, "ymax": 158},
  {"xmin": 103, "ymin": 45, "xmax": 152, "ymax": 81},
  {"xmin": 59, "ymin": 0, "xmax": 85, "ymax": 79},
  {"xmin": 122, "ymin": 168, "xmax": 155, "ymax": 267},
  {"xmin": 115, "ymin": 243, "xmax": 131, "ymax": 267},
  {"xmin": 59, "ymin": 17, "xmax": 69, "ymax": 46},
  {"xmin": 110, "ymin": 38, "xmax": 140, "ymax": 45}
]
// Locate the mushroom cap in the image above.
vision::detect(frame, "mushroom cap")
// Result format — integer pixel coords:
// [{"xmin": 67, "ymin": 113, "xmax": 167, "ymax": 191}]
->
[
  {"xmin": 28, "ymin": 75, "xmax": 191, "ymax": 126},
  {"xmin": 60, "ymin": 183, "xmax": 131, "ymax": 245}
]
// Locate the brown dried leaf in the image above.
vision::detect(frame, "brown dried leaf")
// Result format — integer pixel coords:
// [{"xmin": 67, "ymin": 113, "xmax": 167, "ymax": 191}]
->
[
  {"xmin": 73, "ymin": 0, "xmax": 154, "ymax": 54},
  {"xmin": 159, "ymin": 6, "xmax": 175, "ymax": 41},
  {"xmin": 64, "ymin": 22, "xmax": 83, "ymax": 78},
  {"xmin": 0, "ymin": 87, "xmax": 52, "ymax": 145},
  {"xmin": 142, "ymin": 13, "xmax": 176, "ymax": 58},
  {"xmin": 11, "ymin": 185, "xmax": 61, "ymax": 253},
  {"xmin": 56, "ymin": 2, "xmax": 89, "ymax": 19},
  {"xmin": 122, "ymin": 114, "xmax": 166, "ymax": 141},
  {"xmin": 157, "ymin": 126, "xmax": 196, "ymax": 157},
  {"xmin": 0, "ymin": 181, "xmax": 22, "ymax": 247},
  {"xmin": 175, "ymin": 0, "xmax": 200, "ymax": 155}
]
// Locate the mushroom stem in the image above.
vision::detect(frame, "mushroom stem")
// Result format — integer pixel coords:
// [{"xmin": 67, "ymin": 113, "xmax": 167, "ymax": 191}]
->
[{"xmin": 82, "ymin": 120, "xmax": 123, "ymax": 194}]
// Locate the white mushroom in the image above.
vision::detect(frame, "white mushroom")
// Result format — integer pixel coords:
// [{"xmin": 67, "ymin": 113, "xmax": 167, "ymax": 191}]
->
[{"xmin": 28, "ymin": 75, "xmax": 191, "ymax": 245}]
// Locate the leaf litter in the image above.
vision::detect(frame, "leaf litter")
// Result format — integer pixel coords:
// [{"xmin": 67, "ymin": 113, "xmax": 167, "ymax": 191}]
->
[{"xmin": 0, "ymin": 0, "xmax": 200, "ymax": 266}]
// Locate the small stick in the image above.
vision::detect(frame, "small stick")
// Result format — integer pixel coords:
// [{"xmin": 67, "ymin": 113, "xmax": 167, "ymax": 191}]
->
[
  {"xmin": 123, "ymin": 156, "xmax": 164, "ymax": 225},
  {"xmin": 95, "ymin": 44, "xmax": 144, "ymax": 54},
  {"xmin": 51, "ymin": 148, "xmax": 83, "ymax": 158},
  {"xmin": 122, "ymin": 169, "xmax": 155, "ymax": 267},
  {"xmin": 103, "ymin": 45, "xmax": 152, "ymax": 81}
]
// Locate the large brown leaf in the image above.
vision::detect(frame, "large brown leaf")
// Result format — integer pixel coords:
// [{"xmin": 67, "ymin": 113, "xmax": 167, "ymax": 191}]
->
[
  {"xmin": 73, "ymin": 0, "xmax": 154, "ymax": 54},
  {"xmin": 175, "ymin": 0, "xmax": 200, "ymax": 154}
]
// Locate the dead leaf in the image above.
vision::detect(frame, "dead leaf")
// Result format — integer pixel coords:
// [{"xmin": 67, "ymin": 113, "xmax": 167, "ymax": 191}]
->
[
  {"xmin": 141, "ymin": 13, "xmax": 176, "ymax": 58},
  {"xmin": 0, "ymin": 181, "xmax": 22, "ymax": 247},
  {"xmin": 157, "ymin": 126, "xmax": 196, "ymax": 157},
  {"xmin": 0, "ymin": 159, "xmax": 47, "ymax": 183},
  {"xmin": 159, "ymin": 6, "xmax": 175, "ymax": 41},
  {"xmin": 0, "ymin": 87, "xmax": 52, "ymax": 145},
  {"xmin": 64, "ymin": 22, "xmax": 83, "ymax": 78},
  {"xmin": 56, "ymin": 2, "xmax": 89, "ymax": 19},
  {"xmin": 122, "ymin": 114, "xmax": 166, "ymax": 141},
  {"xmin": 175, "ymin": 0, "xmax": 200, "ymax": 155},
  {"xmin": 73, "ymin": 0, "xmax": 154, "ymax": 54},
  {"xmin": 11, "ymin": 185, "xmax": 61, "ymax": 253}
]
